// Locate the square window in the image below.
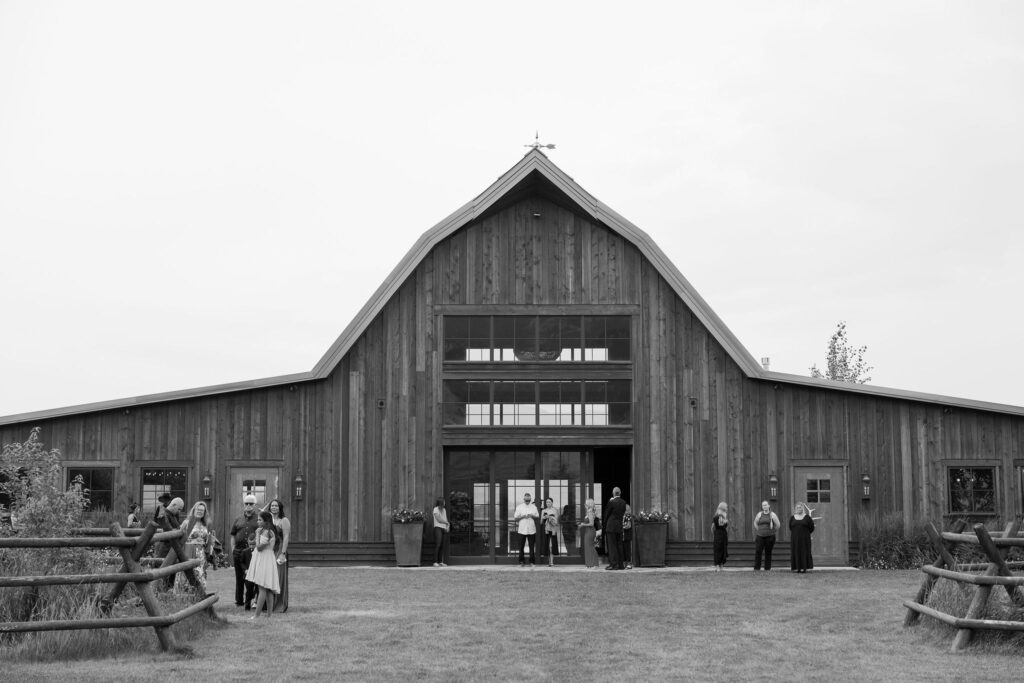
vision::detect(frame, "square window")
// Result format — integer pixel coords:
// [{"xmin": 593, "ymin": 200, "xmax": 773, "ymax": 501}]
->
[
  {"xmin": 948, "ymin": 466, "xmax": 996, "ymax": 514},
  {"xmin": 67, "ymin": 467, "xmax": 115, "ymax": 512}
]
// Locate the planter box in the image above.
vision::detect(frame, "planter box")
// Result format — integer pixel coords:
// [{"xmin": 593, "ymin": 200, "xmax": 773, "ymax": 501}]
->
[
  {"xmin": 392, "ymin": 522, "xmax": 424, "ymax": 566},
  {"xmin": 634, "ymin": 522, "xmax": 668, "ymax": 567}
]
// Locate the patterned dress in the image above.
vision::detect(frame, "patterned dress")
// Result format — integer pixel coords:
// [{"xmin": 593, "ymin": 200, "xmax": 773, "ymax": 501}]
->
[{"xmin": 175, "ymin": 520, "xmax": 212, "ymax": 592}]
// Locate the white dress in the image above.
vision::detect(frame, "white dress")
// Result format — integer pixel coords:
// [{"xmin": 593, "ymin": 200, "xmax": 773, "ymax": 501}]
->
[{"xmin": 245, "ymin": 528, "xmax": 280, "ymax": 593}]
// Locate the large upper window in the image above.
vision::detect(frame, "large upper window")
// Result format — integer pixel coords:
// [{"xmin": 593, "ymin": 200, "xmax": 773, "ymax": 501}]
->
[
  {"xmin": 443, "ymin": 380, "xmax": 631, "ymax": 426},
  {"xmin": 948, "ymin": 466, "xmax": 996, "ymax": 514},
  {"xmin": 444, "ymin": 315, "xmax": 630, "ymax": 362}
]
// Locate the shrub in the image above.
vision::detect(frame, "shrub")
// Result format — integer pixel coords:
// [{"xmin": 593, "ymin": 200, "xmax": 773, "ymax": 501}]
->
[{"xmin": 855, "ymin": 511, "xmax": 931, "ymax": 569}]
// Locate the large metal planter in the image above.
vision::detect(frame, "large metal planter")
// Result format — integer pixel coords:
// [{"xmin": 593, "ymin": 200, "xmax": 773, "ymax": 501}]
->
[
  {"xmin": 392, "ymin": 522, "xmax": 424, "ymax": 567},
  {"xmin": 634, "ymin": 522, "xmax": 668, "ymax": 567}
]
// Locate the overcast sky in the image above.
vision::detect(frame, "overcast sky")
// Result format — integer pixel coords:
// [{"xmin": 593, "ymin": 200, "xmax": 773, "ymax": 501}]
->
[{"xmin": 1, "ymin": 2, "xmax": 1022, "ymax": 420}]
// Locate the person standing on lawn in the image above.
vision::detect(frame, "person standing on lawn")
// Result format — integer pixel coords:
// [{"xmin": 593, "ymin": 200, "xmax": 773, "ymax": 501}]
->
[
  {"xmin": 229, "ymin": 494, "xmax": 260, "ymax": 609},
  {"xmin": 513, "ymin": 492, "xmax": 540, "ymax": 567},
  {"xmin": 432, "ymin": 496, "xmax": 450, "ymax": 567},
  {"xmin": 602, "ymin": 487, "xmax": 627, "ymax": 570},
  {"xmin": 578, "ymin": 498, "xmax": 601, "ymax": 569},
  {"xmin": 622, "ymin": 504, "xmax": 634, "ymax": 569},
  {"xmin": 245, "ymin": 510, "xmax": 280, "ymax": 618},
  {"xmin": 752, "ymin": 500, "xmax": 781, "ymax": 571},
  {"xmin": 540, "ymin": 497, "xmax": 559, "ymax": 567},
  {"xmin": 266, "ymin": 498, "xmax": 291, "ymax": 611},
  {"xmin": 789, "ymin": 502, "xmax": 815, "ymax": 573},
  {"xmin": 712, "ymin": 501, "xmax": 729, "ymax": 571}
]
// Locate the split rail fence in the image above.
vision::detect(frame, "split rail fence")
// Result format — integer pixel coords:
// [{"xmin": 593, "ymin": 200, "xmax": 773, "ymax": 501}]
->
[
  {"xmin": 0, "ymin": 520, "xmax": 218, "ymax": 653},
  {"xmin": 903, "ymin": 517, "xmax": 1024, "ymax": 652}
]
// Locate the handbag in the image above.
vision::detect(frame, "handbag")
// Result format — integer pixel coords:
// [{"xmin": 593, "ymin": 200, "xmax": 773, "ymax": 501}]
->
[{"xmin": 595, "ymin": 531, "xmax": 606, "ymax": 556}]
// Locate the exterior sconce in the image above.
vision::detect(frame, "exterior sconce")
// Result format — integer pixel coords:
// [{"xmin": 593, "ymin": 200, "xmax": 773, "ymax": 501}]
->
[
  {"xmin": 293, "ymin": 473, "xmax": 305, "ymax": 501},
  {"xmin": 768, "ymin": 473, "xmax": 779, "ymax": 501},
  {"xmin": 861, "ymin": 473, "xmax": 871, "ymax": 500},
  {"xmin": 201, "ymin": 473, "xmax": 212, "ymax": 501}
]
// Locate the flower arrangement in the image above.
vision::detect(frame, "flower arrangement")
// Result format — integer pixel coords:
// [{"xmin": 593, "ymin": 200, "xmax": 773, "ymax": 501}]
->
[
  {"xmin": 390, "ymin": 507, "xmax": 426, "ymax": 524},
  {"xmin": 633, "ymin": 509, "xmax": 673, "ymax": 524}
]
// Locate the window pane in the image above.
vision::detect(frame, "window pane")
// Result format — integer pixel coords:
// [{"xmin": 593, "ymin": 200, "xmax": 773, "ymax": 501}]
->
[
  {"xmin": 559, "ymin": 316, "xmax": 582, "ymax": 361},
  {"xmin": 141, "ymin": 468, "xmax": 188, "ymax": 517},
  {"xmin": 512, "ymin": 316, "xmax": 537, "ymax": 361}
]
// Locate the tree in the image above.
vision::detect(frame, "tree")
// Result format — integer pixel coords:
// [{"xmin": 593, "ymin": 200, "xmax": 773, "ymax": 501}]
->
[{"xmin": 809, "ymin": 321, "xmax": 873, "ymax": 384}]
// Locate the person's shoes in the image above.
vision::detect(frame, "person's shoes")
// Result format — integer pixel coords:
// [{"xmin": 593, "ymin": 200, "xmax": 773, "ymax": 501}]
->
[
  {"xmin": 519, "ymin": 562, "xmax": 525, "ymax": 567},
  {"xmin": 604, "ymin": 566, "xmax": 615, "ymax": 570},
  {"xmin": 625, "ymin": 564, "xmax": 632, "ymax": 569},
  {"xmin": 235, "ymin": 602, "xmax": 244, "ymax": 607},
  {"xmin": 440, "ymin": 563, "xmax": 448, "ymax": 567},
  {"xmin": 433, "ymin": 562, "xmax": 440, "ymax": 567},
  {"xmin": 244, "ymin": 603, "xmax": 251, "ymax": 611}
]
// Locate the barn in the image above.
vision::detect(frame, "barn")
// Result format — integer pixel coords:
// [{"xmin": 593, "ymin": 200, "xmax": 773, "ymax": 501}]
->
[{"xmin": 2, "ymin": 150, "xmax": 1022, "ymax": 566}]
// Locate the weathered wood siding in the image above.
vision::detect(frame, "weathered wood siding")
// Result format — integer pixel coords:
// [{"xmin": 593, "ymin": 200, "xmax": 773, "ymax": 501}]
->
[{"xmin": 3, "ymin": 192, "xmax": 1023, "ymax": 550}]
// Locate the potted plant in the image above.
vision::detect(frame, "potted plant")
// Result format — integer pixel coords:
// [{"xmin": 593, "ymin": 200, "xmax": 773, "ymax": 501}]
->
[
  {"xmin": 391, "ymin": 507, "xmax": 426, "ymax": 567},
  {"xmin": 633, "ymin": 509, "xmax": 673, "ymax": 567}
]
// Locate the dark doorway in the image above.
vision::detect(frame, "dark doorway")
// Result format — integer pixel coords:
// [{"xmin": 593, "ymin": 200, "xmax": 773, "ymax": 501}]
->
[{"xmin": 594, "ymin": 446, "xmax": 632, "ymax": 510}]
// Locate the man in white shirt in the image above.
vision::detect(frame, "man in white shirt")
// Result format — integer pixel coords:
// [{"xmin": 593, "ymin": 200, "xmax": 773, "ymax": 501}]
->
[{"xmin": 513, "ymin": 492, "xmax": 540, "ymax": 567}]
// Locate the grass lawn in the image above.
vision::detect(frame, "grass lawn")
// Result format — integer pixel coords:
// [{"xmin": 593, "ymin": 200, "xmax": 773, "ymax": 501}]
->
[{"xmin": 3, "ymin": 565, "xmax": 1021, "ymax": 681}]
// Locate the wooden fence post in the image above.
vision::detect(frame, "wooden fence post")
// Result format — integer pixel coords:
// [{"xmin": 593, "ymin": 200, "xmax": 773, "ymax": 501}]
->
[
  {"xmin": 100, "ymin": 521, "xmax": 160, "ymax": 613},
  {"xmin": 107, "ymin": 522, "xmax": 179, "ymax": 653},
  {"xmin": 904, "ymin": 519, "xmax": 967, "ymax": 627}
]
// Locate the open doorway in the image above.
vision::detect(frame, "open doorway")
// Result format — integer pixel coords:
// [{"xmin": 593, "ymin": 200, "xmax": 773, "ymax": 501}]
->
[{"xmin": 594, "ymin": 446, "xmax": 632, "ymax": 512}]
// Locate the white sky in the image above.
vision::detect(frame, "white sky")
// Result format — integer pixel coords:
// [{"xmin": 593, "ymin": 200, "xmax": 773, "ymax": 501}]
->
[{"xmin": 1, "ymin": 1, "xmax": 1022, "ymax": 419}]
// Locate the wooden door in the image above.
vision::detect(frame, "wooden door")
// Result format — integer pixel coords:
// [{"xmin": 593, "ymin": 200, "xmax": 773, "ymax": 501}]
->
[
  {"xmin": 792, "ymin": 466, "xmax": 847, "ymax": 565},
  {"xmin": 225, "ymin": 467, "xmax": 281, "ymax": 540}
]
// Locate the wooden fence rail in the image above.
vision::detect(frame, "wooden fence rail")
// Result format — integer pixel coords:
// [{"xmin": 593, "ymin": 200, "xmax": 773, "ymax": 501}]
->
[
  {"xmin": 0, "ymin": 520, "xmax": 218, "ymax": 653},
  {"xmin": 903, "ymin": 517, "xmax": 1024, "ymax": 652}
]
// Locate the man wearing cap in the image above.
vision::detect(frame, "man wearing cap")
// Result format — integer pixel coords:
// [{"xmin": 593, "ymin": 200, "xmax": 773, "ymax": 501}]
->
[{"xmin": 229, "ymin": 494, "xmax": 260, "ymax": 609}]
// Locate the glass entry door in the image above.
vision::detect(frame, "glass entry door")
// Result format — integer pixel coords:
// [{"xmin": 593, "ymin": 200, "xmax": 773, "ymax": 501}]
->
[{"xmin": 446, "ymin": 449, "xmax": 598, "ymax": 563}]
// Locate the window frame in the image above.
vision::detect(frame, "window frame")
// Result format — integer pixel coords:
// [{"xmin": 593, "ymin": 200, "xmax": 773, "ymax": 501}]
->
[
  {"xmin": 945, "ymin": 462, "xmax": 1000, "ymax": 517},
  {"xmin": 64, "ymin": 464, "xmax": 117, "ymax": 512}
]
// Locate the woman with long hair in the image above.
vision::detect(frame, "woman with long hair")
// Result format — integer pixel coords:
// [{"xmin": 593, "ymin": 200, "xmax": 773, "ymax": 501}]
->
[
  {"xmin": 432, "ymin": 497, "xmax": 449, "ymax": 567},
  {"xmin": 578, "ymin": 498, "xmax": 601, "ymax": 569},
  {"xmin": 267, "ymin": 498, "xmax": 290, "ymax": 611},
  {"xmin": 178, "ymin": 501, "xmax": 214, "ymax": 591},
  {"xmin": 245, "ymin": 510, "xmax": 280, "ymax": 617},
  {"xmin": 711, "ymin": 501, "xmax": 729, "ymax": 571}
]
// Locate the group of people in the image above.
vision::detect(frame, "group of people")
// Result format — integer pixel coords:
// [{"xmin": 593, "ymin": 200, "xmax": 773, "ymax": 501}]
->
[
  {"xmin": 712, "ymin": 500, "xmax": 816, "ymax": 572},
  {"xmin": 229, "ymin": 494, "xmax": 291, "ymax": 618},
  {"xmin": 138, "ymin": 492, "xmax": 291, "ymax": 617},
  {"xmin": 501, "ymin": 486, "xmax": 633, "ymax": 570}
]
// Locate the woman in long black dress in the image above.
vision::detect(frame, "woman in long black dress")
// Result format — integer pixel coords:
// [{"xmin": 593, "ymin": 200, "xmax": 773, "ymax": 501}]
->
[
  {"xmin": 711, "ymin": 501, "xmax": 729, "ymax": 571},
  {"xmin": 789, "ymin": 502, "xmax": 815, "ymax": 573}
]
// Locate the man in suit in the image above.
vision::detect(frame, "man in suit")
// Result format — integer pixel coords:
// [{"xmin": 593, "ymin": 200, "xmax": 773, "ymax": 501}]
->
[{"xmin": 602, "ymin": 487, "xmax": 628, "ymax": 570}]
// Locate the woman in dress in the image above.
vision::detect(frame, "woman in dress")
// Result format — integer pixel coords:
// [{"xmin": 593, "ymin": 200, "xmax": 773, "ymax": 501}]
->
[
  {"xmin": 540, "ymin": 497, "xmax": 559, "ymax": 567},
  {"xmin": 177, "ymin": 501, "xmax": 214, "ymax": 592},
  {"xmin": 789, "ymin": 502, "xmax": 815, "ymax": 573},
  {"xmin": 432, "ymin": 497, "xmax": 449, "ymax": 567},
  {"xmin": 126, "ymin": 502, "xmax": 142, "ymax": 529},
  {"xmin": 578, "ymin": 498, "xmax": 601, "ymax": 568},
  {"xmin": 245, "ymin": 510, "xmax": 280, "ymax": 617},
  {"xmin": 711, "ymin": 501, "xmax": 729, "ymax": 571},
  {"xmin": 267, "ymin": 499, "xmax": 290, "ymax": 611}
]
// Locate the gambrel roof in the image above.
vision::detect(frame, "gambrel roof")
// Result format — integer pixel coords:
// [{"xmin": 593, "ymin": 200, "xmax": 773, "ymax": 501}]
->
[{"xmin": 3, "ymin": 150, "xmax": 1022, "ymax": 423}]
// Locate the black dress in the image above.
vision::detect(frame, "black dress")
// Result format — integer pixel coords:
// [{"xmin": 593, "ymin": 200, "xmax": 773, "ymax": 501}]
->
[
  {"xmin": 789, "ymin": 515, "xmax": 815, "ymax": 571},
  {"xmin": 712, "ymin": 514, "xmax": 729, "ymax": 566}
]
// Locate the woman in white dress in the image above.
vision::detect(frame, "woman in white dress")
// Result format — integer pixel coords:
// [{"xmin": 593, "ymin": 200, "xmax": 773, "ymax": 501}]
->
[{"xmin": 245, "ymin": 510, "xmax": 280, "ymax": 618}]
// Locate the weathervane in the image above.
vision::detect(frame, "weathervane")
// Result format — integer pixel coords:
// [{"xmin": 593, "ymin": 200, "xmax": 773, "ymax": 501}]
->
[{"xmin": 524, "ymin": 131, "xmax": 556, "ymax": 151}]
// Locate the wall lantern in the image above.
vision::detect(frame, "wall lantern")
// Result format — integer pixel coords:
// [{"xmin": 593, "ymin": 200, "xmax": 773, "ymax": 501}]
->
[
  {"xmin": 293, "ymin": 474, "xmax": 305, "ymax": 501},
  {"xmin": 861, "ymin": 473, "xmax": 871, "ymax": 500},
  {"xmin": 201, "ymin": 473, "xmax": 212, "ymax": 501},
  {"xmin": 768, "ymin": 473, "xmax": 779, "ymax": 500}
]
